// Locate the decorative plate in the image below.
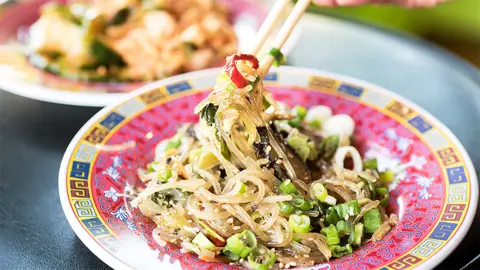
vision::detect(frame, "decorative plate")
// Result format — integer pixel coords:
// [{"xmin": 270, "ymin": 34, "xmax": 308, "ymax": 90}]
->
[
  {"xmin": 0, "ymin": 0, "xmax": 270, "ymax": 107},
  {"xmin": 59, "ymin": 67, "xmax": 478, "ymax": 270}
]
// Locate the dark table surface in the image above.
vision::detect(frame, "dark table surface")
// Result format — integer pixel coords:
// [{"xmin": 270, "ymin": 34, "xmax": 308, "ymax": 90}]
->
[{"xmin": 1, "ymin": 15, "xmax": 480, "ymax": 270}]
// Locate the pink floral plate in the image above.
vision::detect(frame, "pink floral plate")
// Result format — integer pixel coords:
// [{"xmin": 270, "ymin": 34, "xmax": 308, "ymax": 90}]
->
[
  {"xmin": 0, "ymin": 0, "xmax": 269, "ymax": 106},
  {"xmin": 59, "ymin": 67, "xmax": 478, "ymax": 270}
]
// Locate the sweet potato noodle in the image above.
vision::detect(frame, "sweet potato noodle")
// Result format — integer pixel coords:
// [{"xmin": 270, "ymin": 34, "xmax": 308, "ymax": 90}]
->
[{"xmin": 131, "ymin": 53, "xmax": 397, "ymax": 269}]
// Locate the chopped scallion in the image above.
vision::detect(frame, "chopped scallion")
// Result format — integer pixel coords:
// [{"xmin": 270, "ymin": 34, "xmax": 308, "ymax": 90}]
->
[
  {"xmin": 333, "ymin": 200, "xmax": 360, "ymax": 219},
  {"xmin": 336, "ymin": 220, "xmax": 353, "ymax": 236},
  {"xmin": 223, "ymin": 230, "xmax": 257, "ymax": 260},
  {"xmin": 363, "ymin": 158, "xmax": 378, "ymax": 170},
  {"xmin": 192, "ymin": 232, "xmax": 216, "ymax": 249},
  {"xmin": 279, "ymin": 202, "xmax": 294, "ymax": 215},
  {"xmin": 325, "ymin": 207, "xmax": 340, "ymax": 225},
  {"xmin": 330, "ymin": 244, "xmax": 353, "ymax": 258},
  {"xmin": 379, "ymin": 171, "xmax": 395, "ymax": 184},
  {"xmin": 279, "ymin": 179, "xmax": 298, "ymax": 194},
  {"xmin": 364, "ymin": 208, "xmax": 382, "ymax": 233},
  {"xmin": 348, "ymin": 223, "xmax": 364, "ymax": 246},
  {"xmin": 321, "ymin": 224, "xmax": 340, "ymax": 246},
  {"xmin": 288, "ymin": 214, "xmax": 311, "ymax": 233},
  {"xmin": 291, "ymin": 197, "xmax": 313, "ymax": 211},
  {"xmin": 247, "ymin": 245, "xmax": 276, "ymax": 270},
  {"xmin": 267, "ymin": 47, "xmax": 286, "ymax": 67}
]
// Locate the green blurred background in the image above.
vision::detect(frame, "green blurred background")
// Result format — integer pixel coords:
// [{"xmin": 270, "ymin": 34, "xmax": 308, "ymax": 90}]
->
[{"xmin": 308, "ymin": 0, "xmax": 480, "ymax": 67}]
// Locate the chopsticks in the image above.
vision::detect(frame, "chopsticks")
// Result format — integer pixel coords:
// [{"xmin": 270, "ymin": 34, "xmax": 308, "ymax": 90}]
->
[
  {"xmin": 252, "ymin": 0, "xmax": 312, "ymax": 78},
  {"xmin": 249, "ymin": 0, "xmax": 291, "ymax": 56}
]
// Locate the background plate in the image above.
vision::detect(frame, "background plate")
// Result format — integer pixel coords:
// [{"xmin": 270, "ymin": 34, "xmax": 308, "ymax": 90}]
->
[{"xmin": 0, "ymin": 0, "xmax": 269, "ymax": 106}]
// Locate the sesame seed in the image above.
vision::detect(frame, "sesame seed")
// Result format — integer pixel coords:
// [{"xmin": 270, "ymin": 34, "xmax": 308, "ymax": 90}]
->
[
  {"xmin": 271, "ymin": 248, "xmax": 276, "ymax": 252},
  {"xmin": 233, "ymin": 226, "xmax": 241, "ymax": 230},
  {"xmin": 291, "ymin": 262, "xmax": 297, "ymax": 266},
  {"xmin": 227, "ymin": 218, "xmax": 234, "ymax": 224},
  {"xmin": 308, "ymin": 238, "xmax": 314, "ymax": 241},
  {"xmin": 188, "ymin": 220, "xmax": 192, "ymax": 223},
  {"xmin": 266, "ymin": 146, "xmax": 272, "ymax": 153},
  {"xmin": 188, "ymin": 212, "xmax": 193, "ymax": 215},
  {"xmin": 214, "ymin": 208, "xmax": 220, "ymax": 213},
  {"xmin": 303, "ymin": 254, "xmax": 310, "ymax": 258},
  {"xmin": 285, "ymin": 263, "xmax": 291, "ymax": 268},
  {"xmin": 294, "ymin": 255, "xmax": 299, "ymax": 259},
  {"xmin": 276, "ymin": 159, "xmax": 283, "ymax": 164},
  {"xmin": 279, "ymin": 263, "xmax": 285, "ymax": 268},
  {"xmin": 239, "ymin": 258, "xmax": 244, "ymax": 263}
]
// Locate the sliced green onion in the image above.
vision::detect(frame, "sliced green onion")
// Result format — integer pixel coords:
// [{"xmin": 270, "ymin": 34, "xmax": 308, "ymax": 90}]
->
[
  {"xmin": 239, "ymin": 183, "xmax": 247, "ymax": 194},
  {"xmin": 165, "ymin": 135, "xmax": 182, "ymax": 151},
  {"xmin": 364, "ymin": 208, "xmax": 382, "ymax": 233},
  {"xmin": 223, "ymin": 230, "xmax": 257, "ymax": 260},
  {"xmin": 359, "ymin": 176, "xmax": 376, "ymax": 200},
  {"xmin": 279, "ymin": 202, "xmax": 294, "ymax": 215},
  {"xmin": 288, "ymin": 105, "xmax": 307, "ymax": 128},
  {"xmin": 321, "ymin": 224, "xmax": 340, "ymax": 246},
  {"xmin": 320, "ymin": 135, "xmax": 340, "ymax": 160},
  {"xmin": 216, "ymin": 73, "xmax": 237, "ymax": 92},
  {"xmin": 291, "ymin": 197, "xmax": 313, "ymax": 211},
  {"xmin": 380, "ymin": 171, "xmax": 395, "ymax": 184},
  {"xmin": 279, "ymin": 180, "xmax": 298, "ymax": 194},
  {"xmin": 336, "ymin": 220, "xmax": 353, "ymax": 236},
  {"xmin": 330, "ymin": 244, "xmax": 353, "ymax": 258},
  {"xmin": 348, "ymin": 223, "xmax": 364, "ymax": 246},
  {"xmin": 267, "ymin": 47, "xmax": 286, "ymax": 67},
  {"xmin": 376, "ymin": 187, "xmax": 390, "ymax": 207},
  {"xmin": 146, "ymin": 161, "xmax": 160, "ymax": 173},
  {"xmin": 325, "ymin": 207, "xmax": 340, "ymax": 225},
  {"xmin": 248, "ymin": 245, "xmax": 276, "ymax": 270},
  {"xmin": 158, "ymin": 168, "xmax": 172, "ymax": 183},
  {"xmin": 363, "ymin": 158, "xmax": 378, "ymax": 170},
  {"xmin": 289, "ymin": 214, "xmax": 311, "ymax": 233},
  {"xmin": 192, "ymin": 232, "xmax": 216, "ymax": 249},
  {"xmin": 308, "ymin": 119, "xmax": 322, "ymax": 130},
  {"xmin": 312, "ymin": 183, "xmax": 337, "ymax": 205},
  {"xmin": 262, "ymin": 96, "xmax": 271, "ymax": 110},
  {"xmin": 334, "ymin": 200, "xmax": 360, "ymax": 219}
]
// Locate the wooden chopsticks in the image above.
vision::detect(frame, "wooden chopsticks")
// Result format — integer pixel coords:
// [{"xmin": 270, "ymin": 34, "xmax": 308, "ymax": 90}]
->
[{"xmin": 250, "ymin": 0, "xmax": 312, "ymax": 78}]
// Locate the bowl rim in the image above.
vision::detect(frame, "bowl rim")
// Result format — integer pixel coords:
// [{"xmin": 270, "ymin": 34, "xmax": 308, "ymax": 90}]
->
[{"xmin": 58, "ymin": 66, "xmax": 479, "ymax": 270}]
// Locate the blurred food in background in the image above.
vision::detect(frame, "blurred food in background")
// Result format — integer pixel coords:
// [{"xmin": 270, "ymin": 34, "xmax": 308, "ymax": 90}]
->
[
  {"xmin": 308, "ymin": 0, "xmax": 480, "ymax": 67},
  {"xmin": 26, "ymin": 0, "xmax": 237, "ymax": 82}
]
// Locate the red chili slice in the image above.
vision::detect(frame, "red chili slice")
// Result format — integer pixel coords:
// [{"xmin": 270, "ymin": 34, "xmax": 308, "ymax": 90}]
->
[{"xmin": 223, "ymin": 53, "xmax": 259, "ymax": 88}]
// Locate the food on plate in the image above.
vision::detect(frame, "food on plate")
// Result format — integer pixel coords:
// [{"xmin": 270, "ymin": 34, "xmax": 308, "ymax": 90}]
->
[
  {"xmin": 131, "ymin": 53, "xmax": 397, "ymax": 269},
  {"xmin": 26, "ymin": 0, "xmax": 237, "ymax": 82}
]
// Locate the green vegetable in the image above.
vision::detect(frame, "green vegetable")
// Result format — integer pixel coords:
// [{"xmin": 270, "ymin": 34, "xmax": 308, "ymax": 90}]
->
[
  {"xmin": 109, "ymin": 7, "xmax": 131, "ymax": 25},
  {"xmin": 165, "ymin": 135, "xmax": 182, "ymax": 151},
  {"xmin": 321, "ymin": 225, "xmax": 340, "ymax": 246},
  {"xmin": 348, "ymin": 223, "xmax": 364, "ymax": 246},
  {"xmin": 380, "ymin": 171, "xmax": 395, "ymax": 184},
  {"xmin": 334, "ymin": 200, "xmax": 360, "ymax": 219},
  {"xmin": 291, "ymin": 197, "xmax": 313, "ymax": 211},
  {"xmin": 289, "ymin": 214, "xmax": 311, "ymax": 233},
  {"xmin": 288, "ymin": 105, "xmax": 307, "ymax": 128},
  {"xmin": 279, "ymin": 180, "xmax": 298, "ymax": 194},
  {"xmin": 90, "ymin": 38, "xmax": 126, "ymax": 67},
  {"xmin": 223, "ymin": 230, "xmax": 257, "ymax": 261},
  {"xmin": 247, "ymin": 245, "xmax": 276, "ymax": 270},
  {"xmin": 267, "ymin": 47, "xmax": 286, "ymax": 67},
  {"xmin": 312, "ymin": 183, "xmax": 328, "ymax": 201},
  {"xmin": 83, "ymin": 12, "xmax": 105, "ymax": 36},
  {"xmin": 325, "ymin": 207, "xmax": 340, "ymax": 225},
  {"xmin": 192, "ymin": 233, "xmax": 216, "ymax": 249},
  {"xmin": 145, "ymin": 161, "xmax": 159, "ymax": 173},
  {"xmin": 262, "ymin": 96, "xmax": 271, "ymax": 110},
  {"xmin": 199, "ymin": 103, "xmax": 219, "ymax": 126},
  {"xmin": 360, "ymin": 176, "xmax": 376, "ymax": 200},
  {"xmin": 364, "ymin": 208, "xmax": 382, "ymax": 233},
  {"xmin": 320, "ymin": 135, "xmax": 340, "ymax": 160},
  {"xmin": 188, "ymin": 148, "xmax": 202, "ymax": 164},
  {"xmin": 376, "ymin": 187, "xmax": 390, "ymax": 207},
  {"xmin": 330, "ymin": 244, "xmax": 353, "ymax": 258},
  {"xmin": 312, "ymin": 183, "xmax": 337, "ymax": 206},
  {"xmin": 336, "ymin": 220, "xmax": 353, "ymax": 236},
  {"xmin": 363, "ymin": 158, "xmax": 378, "ymax": 170},
  {"xmin": 308, "ymin": 119, "xmax": 322, "ymax": 130},
  {"xmin": 287, "ymin": 135, "xmax": 318, "ymax": 162},
  {"xmin": 158, "ymin": 168, "xmax": 172, "ymax": 183},
  {"xmin": 216, "ymin": 73, "xmax": 237, "ymax": 92},
  {"xmin": 279, "ymin": 202, "xmax": 294, "ymax": 215},
  {"xmin": 239, "ymin": 183, "xmax": 247, "ymax": 194}
]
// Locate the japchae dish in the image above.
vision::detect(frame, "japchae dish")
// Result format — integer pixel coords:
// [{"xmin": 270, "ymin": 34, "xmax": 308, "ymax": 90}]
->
[
  {"xmin": 131, "ymin": 53, "xmax": 397, "ymax": 269},
  {"xmin": 26, "ymin": 0, "xmax": 237, "ymax": 82}
]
